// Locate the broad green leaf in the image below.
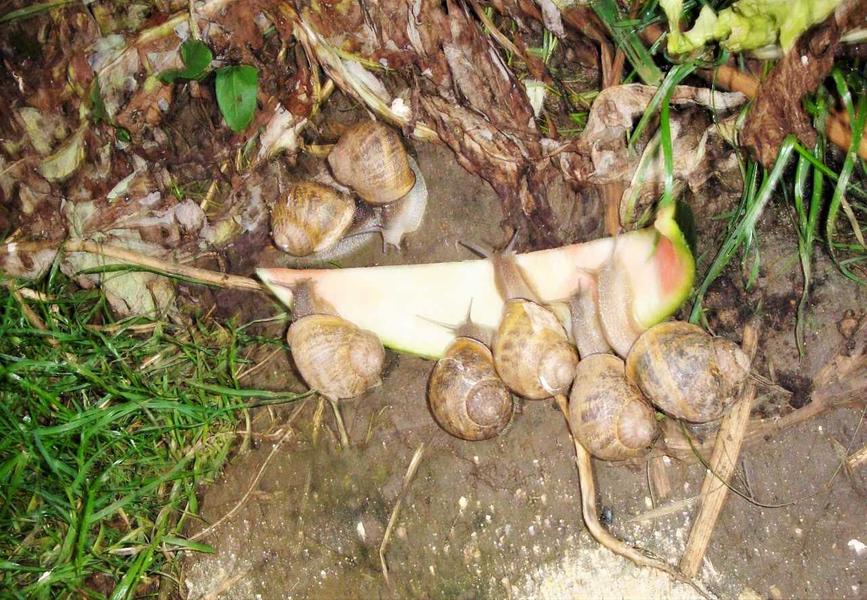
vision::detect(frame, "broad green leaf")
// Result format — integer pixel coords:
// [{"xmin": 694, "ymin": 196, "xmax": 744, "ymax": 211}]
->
[
  {"xmin": 215, "ymin": 65, "xmax": 258, "ymax": 133},
  {"xmin": 158, "ymin": 39, "xmax": 213, "ymax": 84}
]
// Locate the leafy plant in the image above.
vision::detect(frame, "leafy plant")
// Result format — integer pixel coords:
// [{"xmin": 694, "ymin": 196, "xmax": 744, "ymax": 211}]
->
[
  {"xmin": 158, "ymin": 40, "xmax": 259, "ymax": 133},
  {"xmin": 158, "ymin": 39, "xmax": 213, "ymax": 84},
  {"xmin": 215, "ymin": 65, "xmax": 259, "ymax": 133}
]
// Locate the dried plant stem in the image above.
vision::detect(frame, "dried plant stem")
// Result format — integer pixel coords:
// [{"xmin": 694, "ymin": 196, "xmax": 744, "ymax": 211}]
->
[
  {"xmin": 679, "ymin": 323, "xmax": 759, "ymax": 577},
  {"xmin": 189, "ymin": 401, "xmax": 307, "ymax": 541},
  {"xmin": 647, "ymin": 454, "xmax": 672, "ymax": 504},
  {"xmin": 327, "ymin": 396, "xmax": 350, "ymax": 449},
  {"xmin": 380, "ymin": 443, "xmax": 426, "ymax": 586},
  {"xmin": 0, "ymin": 239, "xmax": 263, "ymax": 292},
  {"xmin": 553, "ymin": 395, "xmax": 707, "ymax": 597}
]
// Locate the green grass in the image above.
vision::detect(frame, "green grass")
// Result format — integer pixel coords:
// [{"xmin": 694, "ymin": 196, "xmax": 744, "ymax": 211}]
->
[{"xmin": 0, "ymin": 271, "xmax": 305, "ymax": 598}]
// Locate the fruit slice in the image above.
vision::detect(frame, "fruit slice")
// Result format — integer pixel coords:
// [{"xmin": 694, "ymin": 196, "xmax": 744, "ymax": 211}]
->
[{"xmin": 257, "ymin": 210, "xmax": 694, "ymax": 359}]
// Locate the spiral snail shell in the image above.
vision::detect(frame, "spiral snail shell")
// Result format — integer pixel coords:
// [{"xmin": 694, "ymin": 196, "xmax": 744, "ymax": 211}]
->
[
  {"xmin": 490, "ymin": 253, "xmax": 579, "ymax": 400},
  {"xmin": 271, "ymin": 181, "xmax": 355, "ymax": 257},
  {"xmin": 287, "ymin": 281, "xmax": 385, "ymax": 400},
  {"xmin": 428, "ymin": 337, "xmax": 513, "ymax": 441},
  {"xmin": 625, "ymin": 321, "xmax": 750, "ymax": 423},
  {"xmin": 327, "ymin": 121, "xmax": 416, "ymax": 205},
  {"xmin": 569, "ymin": 354, "xmax": 658, "ymax": 460}
]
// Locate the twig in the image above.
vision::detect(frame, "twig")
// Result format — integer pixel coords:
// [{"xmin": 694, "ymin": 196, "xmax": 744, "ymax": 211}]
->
[
  {"xmin": 189, "ymin": 400, "xmax": 307, "ymax": 541},
  {"xmin": 627, "ymin": 494, "xmax": 700, "ymax": 523},
  {"xmin": 553, "ymin": 395, "xmax": 710, "ymax": 598},
  {"xmin": 647, "ymin": 454, "xmax": 672, "ymax": 505},
  {"xmin": 0, "ymin": 239, "xmax": 264, "ymax": 292},
  {"xmin": 679, "ymin": 322, "xmax": 759, "ymax": 577},
  {"xmin": 847, "ymin": 443, "xmax": 867, "ymax": 471},
  {"xmin": 380, "ymin": 443, "xmax": 425, "ymax": 586}
]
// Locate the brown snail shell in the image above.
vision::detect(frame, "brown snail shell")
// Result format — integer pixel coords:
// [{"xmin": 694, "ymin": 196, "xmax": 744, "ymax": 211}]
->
[
  {"xmin": 625, "ymin": 321, "xmax": 750, "ymax": 423},
  {"xmin": 428, "ymin": 337, "xmax": 513, "ymax": 441},
  {"xmin": 271, "ymin": 182, "xmax": 355, "ymax": 256},
  {"xmin": 569, "ymin": 354, "xmax": 658, "ymax": 460},
  {"xmin": 327, "ymin": 121, "xmax": 416, "ymax": 205},
  {"xmin": 492, "ymin": 299, "xmax": 579, "ymax": 399},
  {"xmin": 288, "ymin": 314, "xmax": 385, "ymax": 400}
]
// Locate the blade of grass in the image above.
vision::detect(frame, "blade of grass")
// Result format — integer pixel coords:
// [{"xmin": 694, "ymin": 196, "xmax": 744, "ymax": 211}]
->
[
  {"xmin": 690, "ymin": 135, "xmax": 798, "ymax": 322},
  {"xmin": 590, "ymin": 0, "xmax": 663, "ymax": 85}
]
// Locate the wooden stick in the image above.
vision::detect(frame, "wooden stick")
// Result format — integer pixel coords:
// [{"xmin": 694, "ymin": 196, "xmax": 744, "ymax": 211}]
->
[
  {"xmin": 679, "ymin": 323, "xmax": 759, "ymax": 577},
  {"xmin": 553, "ymin": 395, "xmax": 709, "ymax": 597},
  {"xmin": 0, "ymin": 239, "xmax": 264, "ymax": 292},
  {"xmin": 380, "ymin": 443, "xmax": 425, "ymax": 586}
]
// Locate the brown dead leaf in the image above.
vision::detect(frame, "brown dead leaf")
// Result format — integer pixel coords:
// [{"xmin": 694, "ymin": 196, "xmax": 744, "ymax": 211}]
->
[{"xmin": 741, "ymin": 18, "xmax": 840, "ymax": 167}]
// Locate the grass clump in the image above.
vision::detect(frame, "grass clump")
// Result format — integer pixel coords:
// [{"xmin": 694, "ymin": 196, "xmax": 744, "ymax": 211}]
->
[{"xmin": 0, "ymin": 272, "xmax": 303, "ymax": 598}]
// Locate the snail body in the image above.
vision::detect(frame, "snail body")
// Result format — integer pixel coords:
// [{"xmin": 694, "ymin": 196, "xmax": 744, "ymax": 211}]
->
[
  {"xmin": 428, "ymin": 336, "xmax": 513, "ymax": 441},
  {"xmin": 271, "ymin": 181, "xmax": 355, "ymax": 257},
  {"xmin": 328, "ymin": 121, "xmax": 415, "ymax": 205},
  {"xmin": 489, "ymin": 253, "xmax": 579, "ymax": 400},
  {"xmin": 287, "ymin": 282, "xmax": 385, "ymax": 400},
  {"xmin": 569, "ymin": 277, "xmax": 612, "ymax": 358},
  {"xmin": 626, "ymin": 321, "xmax": 749, "ymax": 422},
  {"xmin": 596, "ymin": 258, "xmax": 644, "ymax": 357},
  {"xmin": 569, "ymin": 354, "xmax": 658, "ymax": 460}
]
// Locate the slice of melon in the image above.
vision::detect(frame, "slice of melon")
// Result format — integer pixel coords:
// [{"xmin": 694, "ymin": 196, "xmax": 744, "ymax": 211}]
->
[{"xmin": 257, "ymin": 210, "xmax": 694, "ymax": 359}]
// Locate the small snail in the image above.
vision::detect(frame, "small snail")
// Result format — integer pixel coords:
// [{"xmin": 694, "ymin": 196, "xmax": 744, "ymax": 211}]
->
[
  {"xmin": 428, "ymin": 316, "xmax": 513, "ymax": 440},
  {"xmin": 287, "ymin": 281, "xmax": 385, "ymax": 400},
  {"xmin": 569, "ymin": 354, "xmax": 658, "ymax": 460},
  {"xmin": 271, "ymin": 181, "xmax": 355, "ymax": 257},
  {"xmin": 625, "ymin": 321, "xmax": 750, "ymax": 423},
  {"xmin": 327, "ymin": 120, "xmax": 415, "ymax": 205},
  {"xmin": 490, "ymin": 252, "xmax": 579, "ymax": 400},
  {"xmin": 569, "ymin": 277, "xmax": 612, "ymax": 359}
]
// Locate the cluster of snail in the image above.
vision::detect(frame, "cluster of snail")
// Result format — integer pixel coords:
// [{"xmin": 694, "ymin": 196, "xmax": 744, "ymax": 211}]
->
[
  {"xmin": 427, "ymin": 254, "xmax": 750, "ymax": 459},
  {"xmin": 278, "ymin": 120, "xmax": 749, "ymax": 460},
  {"xmin": 270, "ymin": 121, "xmax": 428, "ymax": 258}
]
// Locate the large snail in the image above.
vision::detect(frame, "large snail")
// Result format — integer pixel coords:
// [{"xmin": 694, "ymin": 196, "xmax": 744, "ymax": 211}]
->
[
  {"xmin": 428, "ymin": 313, "xmax": 513, "ymax": 441},
  {"xmin": 569, "ymin": 354, "xmax": 658, "ymax": 460},
  {"xmin": 327, "ymin": 120, "xmax": 416, "ymax": 205},
  {"xmin": 625, "ymin": 321, "xmax": 749, "ymax": 423},
  {"xmin": 287, "ymin": 281, "xmax": 385, "ymax": 400},
  {"xmin": 489, "ymin": 251, "xmax": 579, "ymax": 400},
  {"xmin": 272, "ymin": 147, "xmax": 427, "ymax": 259}
]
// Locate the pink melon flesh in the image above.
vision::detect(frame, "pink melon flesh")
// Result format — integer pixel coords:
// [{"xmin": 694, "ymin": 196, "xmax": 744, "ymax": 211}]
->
[{"xmin": 257, "ymin": 221, "xmax": 693, "ymax": 359}]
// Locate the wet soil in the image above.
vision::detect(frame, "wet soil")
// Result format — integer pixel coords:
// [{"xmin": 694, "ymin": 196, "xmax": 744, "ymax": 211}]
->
[{"xmin": 182, "ymin": 139, "xmax": 867, "ymax": 599}]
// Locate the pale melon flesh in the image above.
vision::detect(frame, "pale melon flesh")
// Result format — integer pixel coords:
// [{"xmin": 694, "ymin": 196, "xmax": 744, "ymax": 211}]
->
[{"xmin": 257, "ymin": 216, "xmax": 694, "ymax": 360}]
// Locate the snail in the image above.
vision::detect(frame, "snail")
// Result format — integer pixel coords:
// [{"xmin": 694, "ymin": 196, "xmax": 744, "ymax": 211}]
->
[
  {"xmin": 569, "ymin": 276, "xmax": 613, "ymax": 358},
  {"xmin": 270, "ymin": 181, "xmax": 355, "ymax": 257},
  {"xmin": 327, "ymin": 120, "xmax": 415, "ymax": 205},
  {"xmin": 286, "ymin": 280, "xmax": 385, "ymax": 400},
  {"xmin": 568, "ymin": 354, "xmax": 658, "ymax": 460},
  {"xmin": 489, "ymin": 250, "xmax": 579, "ymax": 400},
  {"xmin": 428, "ymin": 308, "xmax": 513, "ymax": 441},
  {"xmin": 272, "ymin": 156, "xmax": 428, "ymax": 260},
  {"xmin": 596, "ymin": 255, "xmax": 644, "ymax": 358},
  {"xmin": 625, "ymin": 321, "xmax": 750, "ymax": 423}
]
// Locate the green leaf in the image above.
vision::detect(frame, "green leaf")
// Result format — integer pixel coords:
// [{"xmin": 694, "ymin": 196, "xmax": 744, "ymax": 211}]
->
[
  {"xmin": 215, "ymin": 65, "xmax": 258, "ymax": 133},
  {"xmin": 158, "ymin": 39, "xmax": 213, "ymax": 84}
]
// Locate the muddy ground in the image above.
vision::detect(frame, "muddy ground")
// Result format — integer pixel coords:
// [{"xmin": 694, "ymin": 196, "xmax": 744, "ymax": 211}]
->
[{"xmin": 180, "ymin": 126, "xmax": 866, "ymax": 600}]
